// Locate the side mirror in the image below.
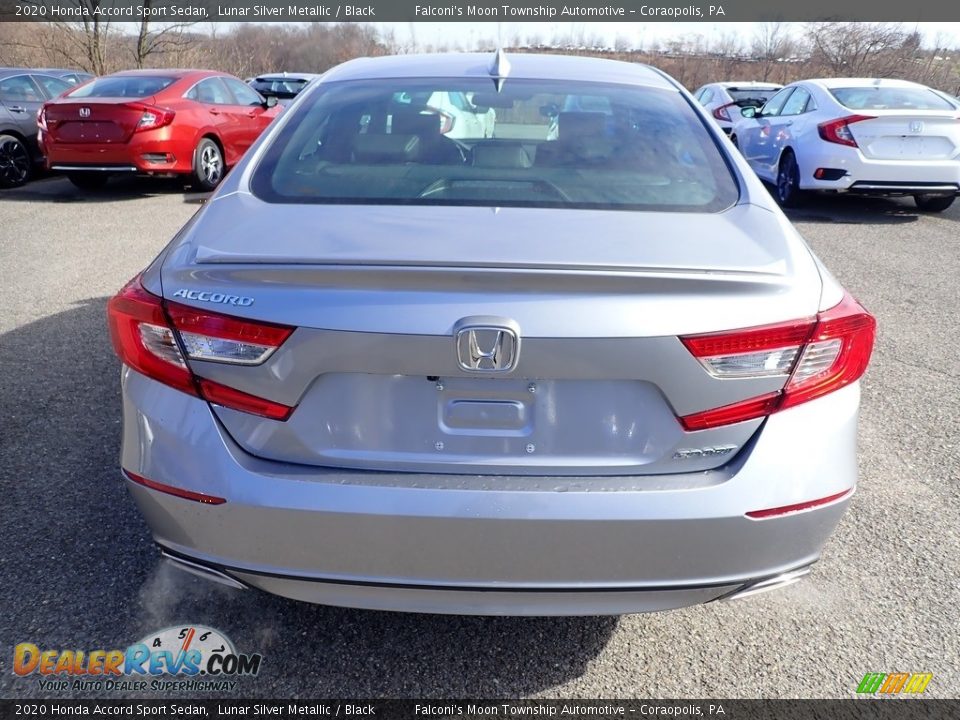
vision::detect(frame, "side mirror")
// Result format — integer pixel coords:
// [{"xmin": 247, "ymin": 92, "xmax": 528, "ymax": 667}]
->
[
  {"xmin": 264, "ymin": 96, "xmax": 278, "ymax": 109},
  {"xmin": 740, "ymin": 106, "xmax": 758, "ymax": 119}
]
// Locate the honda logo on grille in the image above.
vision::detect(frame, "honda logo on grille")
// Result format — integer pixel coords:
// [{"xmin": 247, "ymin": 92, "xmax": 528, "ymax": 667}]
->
[
  {"xmin": 78, "ymin": 107, "xmax": 91, "ymax": 118},
  {"xmin": 454, "ymin": 318, "xmax": 520, "ymax": 373}
]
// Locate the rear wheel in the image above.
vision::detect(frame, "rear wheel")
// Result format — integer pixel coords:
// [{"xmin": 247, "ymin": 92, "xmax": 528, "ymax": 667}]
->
[
  {"xmin": 914, "ymin": 194, "xmax": 955, "ymax": 213},
  {"xmin": 67, "ymin": 172, "xmax": 110, "ymax": 190},
  {"xmin": 775, "ymin": 151, "xmax": 804, "ymax": 207},
  {"xmin": 0, "ymin": 134, "xmax": 31, "ymax": 189},
  {"xmin": 191, "ymin": 138, "xmax": 224, "ymax": 191}
]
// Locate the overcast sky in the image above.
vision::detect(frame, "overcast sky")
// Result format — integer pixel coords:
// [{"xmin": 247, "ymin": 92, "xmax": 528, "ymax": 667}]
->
[{"xmin": 374, "ymin": 21, "xmax": 960, "ymax": 50}]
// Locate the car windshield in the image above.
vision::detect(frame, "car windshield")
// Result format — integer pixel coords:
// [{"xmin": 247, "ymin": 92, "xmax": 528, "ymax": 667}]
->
[
  {"xmin": 830, "ymin": 86, "xmax": 954, "ymax": 111},
  {"xmin": 727, "ymin": 88, "xmax": 780, "ymax": 105},
  {"xmin": 251, "ymin": 78, "xmax": 738, "ymax": 212},
  {"xmin": 66, "ymin": 76, "xmax": 177, "ymax": 99}
]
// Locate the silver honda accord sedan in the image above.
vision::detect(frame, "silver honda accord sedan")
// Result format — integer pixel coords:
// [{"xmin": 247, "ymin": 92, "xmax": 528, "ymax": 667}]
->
[{"xmin": 108, "ymin": 52, "xmax": 876, "ymax": 615}]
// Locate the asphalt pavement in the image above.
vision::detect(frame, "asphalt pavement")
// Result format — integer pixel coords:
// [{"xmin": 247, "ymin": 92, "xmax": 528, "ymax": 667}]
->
[{"xmin": 1, "ymin": 177, "xmax": 957, "ymax": 699}]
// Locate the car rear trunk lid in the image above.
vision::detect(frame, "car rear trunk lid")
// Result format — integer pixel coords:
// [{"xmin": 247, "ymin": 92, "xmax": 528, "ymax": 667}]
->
[
  {"xmin": 160, "ymin": 197, "xmax": 823, "ymax": 476},
  {"xmin": 44, "ymin": 97, "xmax": 156, "ymax": 144}
]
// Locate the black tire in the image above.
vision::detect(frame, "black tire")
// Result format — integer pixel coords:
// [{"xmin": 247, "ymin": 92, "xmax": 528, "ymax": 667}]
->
[
  {"xmin": 191, "ymin": 137, "xmax": 224, "ymax": 191},
  {"xmin": 67, "ymin": 172, "xmax": 110, "ymax": 190},
  {"xmin": 914, "ymin": 194, "xmax": 955, "ymax": 213},
  {"xmin": 775, "ymin": 150, "xmax": 804, "ymax": 207},
  {"xmin": 0, "ymin": 134, "xmax": 32, "ymax": 189}
]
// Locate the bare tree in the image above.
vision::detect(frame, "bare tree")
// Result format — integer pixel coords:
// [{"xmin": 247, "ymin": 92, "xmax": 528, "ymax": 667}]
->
[
  {"xmin": 806, "ymin": 22, "xmax": 917, "ymax": 78},
  {"xmin": 132, "ymin": 3, "xmax": 199, "ymax": 68},
  {"xmin": 752, "ymin": 22, "xmax": 790, "ymax": 81}
]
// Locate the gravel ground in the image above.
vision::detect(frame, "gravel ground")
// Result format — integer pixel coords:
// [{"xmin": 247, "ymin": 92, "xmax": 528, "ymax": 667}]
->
[{"xmin": 0, "ymin": 177, "xmax": 957, "ymax": 699}]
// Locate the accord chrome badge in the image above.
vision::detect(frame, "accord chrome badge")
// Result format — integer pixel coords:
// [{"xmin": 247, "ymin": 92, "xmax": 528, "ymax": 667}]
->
[
  {"xmin": 673, "ymin": 445, "xmax": 738, "ymax": 460},
  {"xmin": 172, "ymin": 289, "xmax": 254, "ymax": 307},
  {"xmin": 454, "ymin": 317, "xmax": 520, "ymax": 373}
]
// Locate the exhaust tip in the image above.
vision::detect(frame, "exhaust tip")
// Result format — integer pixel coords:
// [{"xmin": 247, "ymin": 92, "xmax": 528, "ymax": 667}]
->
[
  {"xmin": 160, "ymin": 549, "xmax": 248, "ymax": 591},
  {"xmin": 720, "ymin": 567, "xmax": 812, "ymax": 603}
]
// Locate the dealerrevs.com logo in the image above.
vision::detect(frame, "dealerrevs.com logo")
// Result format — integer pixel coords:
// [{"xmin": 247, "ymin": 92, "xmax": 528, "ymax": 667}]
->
[{"xmin": 13, "ymin": 626, "xmax": 262, "ymax": 692}]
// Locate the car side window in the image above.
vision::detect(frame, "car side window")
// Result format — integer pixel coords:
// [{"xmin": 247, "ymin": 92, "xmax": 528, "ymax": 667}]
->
[
  {"xmin": 700, "ymin": 88, "xmax": 714, "ymax": 104},
  {"xmin": 190, "ymin": 78, "xmax": 232, "ymax": 105},
  {"xmin": 223, "ymin": 77, "xmax": 264, "ymax": 107},
  {"xmin": 33, "ymin": 74, "xmax": 72, "ymax": 99},
  {"xmin": 759, "ymin": 87, "xmax": 794, "ymax": 117},
  {"xmin": 780, "ymin": 88, "xmax": 812, "ymax": 117},
  {"xmin": 0, "ymin": 75, "xmax": 42, "ymax": 103}
]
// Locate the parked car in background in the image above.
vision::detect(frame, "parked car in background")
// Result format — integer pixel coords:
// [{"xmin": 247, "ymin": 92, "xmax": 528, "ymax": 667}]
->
[
  {"xmin": 248, "ymin": 72, "xmax": 319, "ymax": 104},
  {"xmin": 39, "ymin": 69, "xmax": 280, "ymax": 191},
  {"xmin": 109, "ymin": 52, "xmax": 876, "ymax": 616},
  {"xmin": 0, "ymin": 68, "xmax": 74, "ymax": 188},
  {"xmin": 693, "ymin": 81, "xmax": 782, "ymax": 134},
  {"xmin": 392, "ymin": 89, "xmax": 497, "ymax": 139},
  {"xmin": 732, "ymin": 78, "xmax": 960, "ymax": 212},
  {"xmin": 33, "ymin": 68, "xmax": 95, "ymax": 85}
]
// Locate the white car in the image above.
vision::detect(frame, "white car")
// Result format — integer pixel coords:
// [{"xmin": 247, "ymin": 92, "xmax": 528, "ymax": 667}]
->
[
  {"xmin": 731, "ymin": 78, "xmax": 960, "ymax": 212},
  {"xmin": 693, "ymin": 81, "xmax": 782, "ymax": 134}
]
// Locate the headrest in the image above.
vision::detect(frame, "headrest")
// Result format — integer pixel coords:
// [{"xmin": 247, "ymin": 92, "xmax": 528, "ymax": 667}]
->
[
  {"xmin": 352, "ymin": 134, "xmax": 420, "ymax": 163},
  {"xmin": 558, "ymin": 112, "xmax": 607, "ymax": 141},
  {"xmin": 472, "ymin": 143, "xmax": 533, "ymax": 169},
  {"xmin": 391, "ymin": 110, "xmax": 441, "ymax": 136}
]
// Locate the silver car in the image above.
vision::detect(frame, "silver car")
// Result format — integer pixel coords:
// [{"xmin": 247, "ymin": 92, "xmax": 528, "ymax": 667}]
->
[{"xmin": 108, "ymin": 53, "xmax": 876, "ymax": 616}]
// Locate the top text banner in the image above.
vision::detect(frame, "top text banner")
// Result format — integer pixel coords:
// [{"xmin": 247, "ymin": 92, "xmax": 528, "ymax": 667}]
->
[{"xmin": 1, "ymin": 0, "xmax": 959, "ymax": 23}]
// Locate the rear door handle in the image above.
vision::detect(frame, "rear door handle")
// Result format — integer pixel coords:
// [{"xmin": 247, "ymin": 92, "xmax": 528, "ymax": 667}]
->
[
  {"xmin": 9, "ymin": 105, "xmax": 26, "ymax": 113},
  {"xmin": 209, "ymin": 107, "xmax": 221, "ymax": 115}
]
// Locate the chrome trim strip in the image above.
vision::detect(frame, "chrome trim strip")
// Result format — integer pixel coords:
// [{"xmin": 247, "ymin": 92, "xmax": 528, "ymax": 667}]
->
[{"xmin": 51, "ymin": 165, "xmax": 138, "ymax": 172}]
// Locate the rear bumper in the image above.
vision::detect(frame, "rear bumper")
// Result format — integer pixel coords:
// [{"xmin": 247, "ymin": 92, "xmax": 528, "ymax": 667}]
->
[
  {"xmin": 39, "ymin": 127, "xmax": 192, "ymax": 175},
  {"xmin": 120, "ymin": 369, "xmax": 859, "ymax": 615},
  {"xmin": 798, "ymin": 144, "xmax": 960, "ymax": 193}
]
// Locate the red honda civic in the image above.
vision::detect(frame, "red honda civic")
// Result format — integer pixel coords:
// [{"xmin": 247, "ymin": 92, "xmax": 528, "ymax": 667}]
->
[{"xmin": 39, "ymin": 69, "xmax": 280, "ymax": 190}]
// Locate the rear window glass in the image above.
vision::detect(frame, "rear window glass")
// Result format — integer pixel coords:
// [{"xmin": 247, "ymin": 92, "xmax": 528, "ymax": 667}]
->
[
  {"xmin": 830, "ymin": 86, "xmax": 954, "ymax": 111},
  {"xmin": 251, "ymin": 78, "xmax": 738, "ymax": 212},
  {"xmin": 727, "ymin": 88, "xmax": 780, "ymax": 105},
  {"xmin": 252, "ymin": 78, "xmax": 311, "ymax": 98},
  {"xmin": 67, "ymin": 76, "xmax": 176, "ymax": 99}
]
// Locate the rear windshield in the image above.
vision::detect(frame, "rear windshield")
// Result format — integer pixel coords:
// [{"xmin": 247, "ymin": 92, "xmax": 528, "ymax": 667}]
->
[
  {"xmin": 727, "ymin": 88, "xmax": 780, "ymax": 105},
  {"xmin": 251, "ymin": 78, "xmax": 311, "ymax": 98},
  {"xmin": 251, "ymin": 78, "xmax": 738, "ymax": 212},
  {"xmin": 830, "ymin": 86, "xmax": 954, "ymax": 111},
  {"xmin": 66, "ymin": 76, "xmax": 177, "ymax": 99}
]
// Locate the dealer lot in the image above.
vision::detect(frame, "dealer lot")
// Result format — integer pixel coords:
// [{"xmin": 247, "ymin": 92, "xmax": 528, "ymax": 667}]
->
[{"xmin": 0, "ymin": 177, "xmax": 957, "ymax": 698}]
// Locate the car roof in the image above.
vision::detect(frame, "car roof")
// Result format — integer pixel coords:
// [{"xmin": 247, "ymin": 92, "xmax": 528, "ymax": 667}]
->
[
  {"xmin": 806, "ymin": 77, "xmax": 932, "ymax": 89},
  {"xmin": 321, "ymin": 52, "xmax": 678, "ymax": 90},
  {"xmin": 0, "ymin": 67, "xmax": 80, "ymax": 78},
  {"xmin": 717, "ymin": 81, "xmax": 781, "ymax": 89},
  {"xmin": 254, "ymin": 73, "xmax": 319, "ymax": 81},
  {"xmin": 107, "ymin": 69, "xmax": 222, "ymax": 80}
]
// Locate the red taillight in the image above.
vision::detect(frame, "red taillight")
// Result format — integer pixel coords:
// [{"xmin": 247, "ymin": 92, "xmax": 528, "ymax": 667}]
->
[
  {"xmin": 38, "ymin": 106, "xmax": 47, "ymax": 131},
  {"xmin": 107, "ymin": 276, "xmax": 295, "ymax": 420},
  {"xmin": 128, "ymin": 103, "xmax": 176, "ymax": 133},
  {"xmin": 124, "ymin": 470, "xmax": 226, "ymax": 505},
  {"xmin": 679, "ymin": 293, "xmax": 876, "ymax": 430},
  {"xmin": 817, "ymin": 115, "xmax": 874, "ymax": 148},
  {"xmin": 712, "ymin": 102, "xmax": 735, "ymax": 122},
  {"xmin": 107, "ymin": 278, "xmax": 197, "ymax": 396},
  {"xmin": 746, "ymin": 489, "xmax": 852, "ymax": 519},
  {"xmin": 426, "ymin": 106, "xmax": 456, "ymax": 135}
]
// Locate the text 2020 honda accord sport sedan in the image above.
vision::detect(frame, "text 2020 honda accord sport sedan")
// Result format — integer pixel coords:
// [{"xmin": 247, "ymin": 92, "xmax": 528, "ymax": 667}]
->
[{"xmin": 108, "ymin": 53, "xmax": 876, "ymax": 615}]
